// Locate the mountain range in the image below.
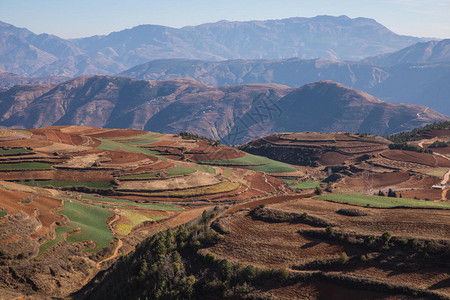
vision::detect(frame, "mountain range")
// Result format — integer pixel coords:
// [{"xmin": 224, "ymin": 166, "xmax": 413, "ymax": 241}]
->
[
  {"xmin": 118, "ymin": 39, "xmax": 450, "ymax": 115},
  {"xmin": 0, "ymin": 75, "xmax": 446, "ymax": 144},
  {"xmin": 0, "ymin": 16, "xmax": 426, "ymax": 77}
]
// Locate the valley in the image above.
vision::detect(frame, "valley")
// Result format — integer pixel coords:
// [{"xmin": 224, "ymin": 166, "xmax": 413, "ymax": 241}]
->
[{"xmin": 0, "ymin": 123, "xmax": 448, "ymax": 298}]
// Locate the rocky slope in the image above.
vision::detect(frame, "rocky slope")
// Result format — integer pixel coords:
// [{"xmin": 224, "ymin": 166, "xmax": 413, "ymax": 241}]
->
[{"xmin": 0, "ymin": 76, "xmax": 446, "ymax": 144}]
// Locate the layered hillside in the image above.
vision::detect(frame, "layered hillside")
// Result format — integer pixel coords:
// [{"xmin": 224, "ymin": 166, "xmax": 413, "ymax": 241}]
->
[
  {"xmin": 118, "ymin": 57, "xmax": 450, "ymax": 115},
  {"xmin": 0, "ymin": 126, "xmax": 296, "ymax": 297},
  {"xmin": 0, "ymin": 77, "xmax": 446, "ymax": 144}
]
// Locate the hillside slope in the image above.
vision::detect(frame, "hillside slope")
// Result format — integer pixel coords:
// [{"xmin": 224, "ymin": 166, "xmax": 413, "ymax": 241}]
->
[
  {"xmin": 364, "ymin": 39, "xmax": 450, "ymax": 66},
  {"xmin": 0, "ymin": 77, "xmax": 446, "ymax": 144},
  {"xmin": 118, "ymin": 58, "xmax": 450, "ymax": 115}
]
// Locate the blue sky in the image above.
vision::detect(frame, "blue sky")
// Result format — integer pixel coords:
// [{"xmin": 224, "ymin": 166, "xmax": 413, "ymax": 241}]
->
[{"xmin": 0, "ymin": 0, "xmax": 449, "ymax": 39}]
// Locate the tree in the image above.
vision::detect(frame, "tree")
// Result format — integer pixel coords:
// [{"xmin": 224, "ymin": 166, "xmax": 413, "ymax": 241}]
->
[
  {"xmin": 381, "ymin": 231, "xmax": 392, "ymax": 244},
  {"xmin": 387, "ymin": 188, "xmax": 397, "ymax": 198},
  {"xmin": 377, "ymin": 190, "xmax": 385, "ymax": 196}
]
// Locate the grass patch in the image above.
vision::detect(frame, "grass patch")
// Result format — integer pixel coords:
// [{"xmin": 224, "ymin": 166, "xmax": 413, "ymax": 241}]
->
[
  {"xmin": 0, "ymin": 147, "xmax": 33, "ymax": 155},
  {"xmin": 195, "ymin": 164, "xmax": 216, "ymax": 174},
  {"xmin": 198, "ymin": 154, "xmax": 269, "ymax": 166},
  {"xmin": 281, "ymin": 178, "xmax": 297, "ymax": 184},
  {"xmin": 0, "ymin": 162, "xmax": 52, "ymax": 170},
  {"xmin": 116, "ymin": 210, "xmax": 165, "ymax": 236},
  {"xmin": 20, "ymin": 180, "xmax": 114, "ymax": 189},
  {"xmin": 426, "ymin": 168, "xmax": 449, "ymax": 178},
  {"xmin": 0, "ymin": 211, "xmax": 7, "ymax": 218},
  {"xmin": 315, "ymin": 194, "xmax": 450, "ymax": 209},
  {"xmin": 14, "ymin": 129, "xmax": 33, "ymax": 136},
  {"xmin": 120, "ymin": 165, "xmax": 196, "ymax": 180},
  {"xmin": 147, "ymin": 182, "xmax": 240, "ymax": 197},
  {"xmin": 247, "ymin": 159, "xmax": 297, "ymax": 173},
  {"xmin": 34, "ymin": 226, "xmax": 72, "ymax": 259},
  {"xmin": 58, "ymin": 200, "xmax": 114, "ymax": 252},
  {"xmin": 198, "ymin": 154, "xmax": 296, "ymax": 173},
  {"xmin": 80, "ymin": 194, "xmax": 182, "ymax": 211},
  {"xmin": 96, "ymin": 138, "xmax": 160, "ymax": 156},
  {"xmin": 291, "ymin": 181, "xmax": 321, "ymax": 189}
]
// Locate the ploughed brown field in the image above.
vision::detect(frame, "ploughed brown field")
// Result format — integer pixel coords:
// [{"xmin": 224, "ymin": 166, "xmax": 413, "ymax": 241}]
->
[{"xmin": 0, "ymin": 126, "xmax": 449, "ymax": 299}]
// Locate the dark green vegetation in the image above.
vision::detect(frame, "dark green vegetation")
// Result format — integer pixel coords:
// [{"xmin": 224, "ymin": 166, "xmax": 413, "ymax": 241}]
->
[
  {"xmin": 0, "ymin": 211, "xmax": 7, "ymax": 218},
  {"xmin": 388, "ymin": 143, "xmax": 432, "ymax": 154},
  {"xmin": 120, "ymin": 165, "xmax": 196, "ymax": 180},
  {"xmin": 429, "ymin": 140, "xmax": 450, "ymax": 148},
  {"xmin": 0, "ymin": 162, "xmax": 52, "ymax": 170},
  {"xmin": 240, "ymin": 143, "xmax": 322, "ymax": 167},
  {"xmin": 315, "ymin": 194, "xmax": 450, "ymax": 209},
  {"xmin": 20, "ymin": 180, "xmax": 114, "ymax": 189},
  {"xmin": 0, "ymin": 147, "xmax": 33, "ymax": 156},
  {"xmin": 80, "ymin": 209, "xmax": 289, "ymax": 299},
  {"xmin": 386, "ymin": 120, "xmax": 450, "ymax": 143}
]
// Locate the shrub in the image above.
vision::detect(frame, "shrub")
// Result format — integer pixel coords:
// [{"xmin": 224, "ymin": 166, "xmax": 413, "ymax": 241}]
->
[
  {"xmin": 340, "ymin": 252, "xmax": 348, "ymax": 264},
  {"xmin": 314, "ymin": 186, "xmax": 323, "ymax": 195},
  {"xmin": 381, "ymin": 232, "xmax": 392, "ymax": 244},
  {"xmin": 204, "ymin": 252, "xmax": 216, "ymax": 264},
  {"xmin": 242, "ymin": 265, "xmax": 257, "ymax": 282}
]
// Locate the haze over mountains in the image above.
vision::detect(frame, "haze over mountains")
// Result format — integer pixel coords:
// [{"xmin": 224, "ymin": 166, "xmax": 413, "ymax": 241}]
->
[
  {"xmin": 0, "ymin": 75, "xmax": 445, "ymax": 144},
  {"xmin": 0, "ymin": 16, "xmax": 426, "ymax": 77}
]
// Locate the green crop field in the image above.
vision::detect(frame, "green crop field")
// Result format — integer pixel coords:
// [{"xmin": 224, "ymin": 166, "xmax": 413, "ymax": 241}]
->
[
  {"xmin": 111, "ymin": 132, "xmax": 163, "ymax": 144},
  {"xmin": 0, "ymin": 147, "xmax": 33, "ymax": 155},
  {"xmin": 116, "ymin": 210, "xmax": 165, "ymax": 236},
  {"xmin": 281, "ymin": 178, "xmax": 297, "ymax": 184},
  {"xmin": 198, "ymin": 154, "xmax": 268, "ymax": 166},
  {"xmin": 198, "ymin": 154, "xmax": 296, "ymax": 173},
  {"xmin": 0, "ymin": 211, "xmax": 7, "ymax": 218},
  {"xmin": 120, "ymin": 165, "xmax": 196, "ymax": 180},
  {"xmin": 80, "ymin": 194, "xmax": 182, "ymax": 211},
  {"xmin": 147, "ymin": 182, "xmax": 240, "ymax": 197},
  {"xmin": 315, "ymin": 194, "xmax": 450, "ymax": 209},
  {"xmin": 58, "ymin": 200, "xmax": 114, "ymax": 252},
  {"xmin": 291, "ymin": 181, "xmax": 321, "ymax": 189},
  {"xmin": 96, "ymin": 138, "xmax": 160, "ymax": 156},
  {"xmin": 195, "ymin": 164, "xmax": 216, "ymax": 174},
  {"xmin": 248, "ymin": 159, "xmax": 297, "ymax": 173},
  {"xmin": 0, "ymin": 162, "xmax": 52, "ymax": 170},
  {"xmin": 21, "ymin": 180, "xmax": 114, "ymax": 189},
  {"xmin": 34, "ymin": 226, "xmax": 72, "ymax": 259}
]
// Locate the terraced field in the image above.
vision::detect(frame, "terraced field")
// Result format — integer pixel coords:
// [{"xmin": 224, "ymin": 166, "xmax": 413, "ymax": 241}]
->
[
  {"xmin": 315, "ymin": 194, "xmax": 450, "ymax": 209},
  {"xmin": 0, "ymin": 162, "xmax": 53, "ymax": 170}
]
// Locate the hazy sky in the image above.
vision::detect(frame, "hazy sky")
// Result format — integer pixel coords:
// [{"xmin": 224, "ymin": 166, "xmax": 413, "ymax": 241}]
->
[{"xmin": 0, "ymin": 0, "xmax": 449, "ymax": 39}]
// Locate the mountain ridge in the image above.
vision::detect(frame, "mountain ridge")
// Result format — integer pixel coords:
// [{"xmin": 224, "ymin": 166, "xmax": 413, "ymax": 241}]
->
[
  {"xmin": 0, "ymin": 76, "xmax": 446, "ymax": 144},
  {"xmin": 0, "ymin": 16, "xmax": 427, "ymax": 77}
]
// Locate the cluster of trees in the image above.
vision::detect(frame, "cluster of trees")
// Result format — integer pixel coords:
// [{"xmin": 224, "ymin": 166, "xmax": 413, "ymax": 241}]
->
[
  {"xmin": 428, "ymin": 140, "xmax": 450, "ymax": 148},
  {"xmin": 239, "ymin": 143, "xmax": 321, "ymax": 167},
  {"xmin": 386, "ymin": 121, "xmax": 450, "ymax": 144},
  {"xmin": 179, "ymin": 132, "xmax": 221, "ymax": 146},
  {"xmin": 388, "ymin": 143, "xmax": 432, "ymax": 154},
  {"xmin": 377, "ymin": 188, "xmax": 400, "ymax": 198},
  {"xmin": 82, "ymin": 208, "xmax": 289, "ymax": 299}
]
